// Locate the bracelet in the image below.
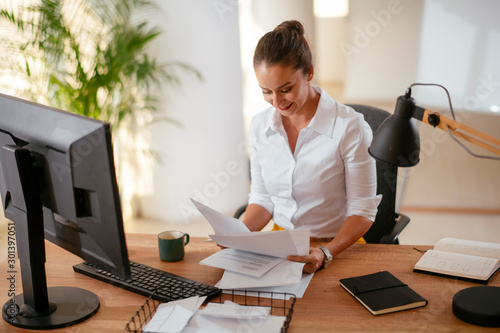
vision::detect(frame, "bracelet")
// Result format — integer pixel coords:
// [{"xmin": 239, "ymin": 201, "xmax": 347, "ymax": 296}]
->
[{"xmin": 319, "ymin": 246, "xmax": 333, "ymax": 268}]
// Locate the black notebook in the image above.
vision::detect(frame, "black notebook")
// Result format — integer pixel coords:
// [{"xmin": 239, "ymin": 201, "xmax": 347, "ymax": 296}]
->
[{"xmin": 340, "ymin": 271, "xmax": 427, "ymax": 315}]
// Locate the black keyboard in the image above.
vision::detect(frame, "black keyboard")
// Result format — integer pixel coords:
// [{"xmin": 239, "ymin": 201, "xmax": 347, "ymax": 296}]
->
[{"xmin": 73, "ymin": 261, "xmax": 221, "ymax": 302}]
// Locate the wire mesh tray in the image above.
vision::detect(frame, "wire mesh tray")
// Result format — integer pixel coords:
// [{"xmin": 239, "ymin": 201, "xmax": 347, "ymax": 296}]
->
[{"xmin": 125, "ymin": 289, "xmax": 296, "ymax": 333}]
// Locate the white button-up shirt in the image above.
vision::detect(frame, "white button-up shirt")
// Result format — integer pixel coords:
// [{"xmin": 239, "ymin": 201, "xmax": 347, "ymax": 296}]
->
[{"xmin": 248, "ymin": 87, "xmax": 381, "ymax": 238}]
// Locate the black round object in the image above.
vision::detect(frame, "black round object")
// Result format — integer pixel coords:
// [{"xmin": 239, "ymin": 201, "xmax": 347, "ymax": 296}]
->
[
  {"xmin": 452, "ymin": 286, "xmax": 500, "ymax": 327},
  {"xmin": 3, "ymin": 286, "xmax": 99, "ymax": 329},
  {"xmin": 427, "ymin": 113, "xmax": 441, "ymax": 127}
]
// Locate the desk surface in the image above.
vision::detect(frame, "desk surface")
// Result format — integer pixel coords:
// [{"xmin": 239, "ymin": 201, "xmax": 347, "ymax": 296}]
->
[{"xmin": 1, "ymin": 234, "xmax": 498, "ymax": 332}]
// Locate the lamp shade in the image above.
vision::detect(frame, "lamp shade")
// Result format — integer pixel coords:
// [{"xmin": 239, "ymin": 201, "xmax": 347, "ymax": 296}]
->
[{"xmin": 368, "ymin": 95, "xmax": 421, "ymax": 167}]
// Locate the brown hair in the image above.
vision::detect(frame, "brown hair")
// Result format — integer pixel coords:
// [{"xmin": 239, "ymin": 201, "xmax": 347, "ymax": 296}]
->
[{"xmin": 253, "ymin": 20, "xmax": 313, "ymax": 75}]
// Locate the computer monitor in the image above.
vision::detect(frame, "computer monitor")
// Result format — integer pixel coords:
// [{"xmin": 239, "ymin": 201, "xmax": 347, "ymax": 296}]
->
[{"xmin": 0, "ymin": 93, "xmax": 131, "ymax": 329}]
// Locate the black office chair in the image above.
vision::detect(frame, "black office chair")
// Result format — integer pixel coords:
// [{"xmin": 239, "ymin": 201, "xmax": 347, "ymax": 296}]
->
[
  {"xmin": 347, "ymin": 104, "xmax": 410, "ymax": 244},
  {"xmin": 234, "ymin": 104, "xmax": 410, "ymax": 244}
]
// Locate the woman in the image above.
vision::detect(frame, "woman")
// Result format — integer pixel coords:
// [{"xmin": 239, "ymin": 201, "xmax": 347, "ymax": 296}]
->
[{"xmin": 243, "ymin": 20, "xmax": 381, "ymax": 274}]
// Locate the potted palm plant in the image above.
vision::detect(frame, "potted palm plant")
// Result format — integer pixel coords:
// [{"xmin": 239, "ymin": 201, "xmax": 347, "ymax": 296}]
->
[{"xmin": 0, "ymin": 0, "xmax": 200, "ymax": 216}]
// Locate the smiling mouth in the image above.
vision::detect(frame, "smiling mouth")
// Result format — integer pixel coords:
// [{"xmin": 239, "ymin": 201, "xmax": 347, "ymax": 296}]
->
[{"xmin": 278, "ymin": 103, "xmax": 293, "ymax": 111}]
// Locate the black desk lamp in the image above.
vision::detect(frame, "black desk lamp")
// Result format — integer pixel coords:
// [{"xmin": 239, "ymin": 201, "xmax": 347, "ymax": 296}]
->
[
  {"xmin": 368, "ymin": 83, "xmax": 500, "ymax": 166},
  {"xmin": 367, "ymin": 83, "xmax": 500, "ymax": 327}
]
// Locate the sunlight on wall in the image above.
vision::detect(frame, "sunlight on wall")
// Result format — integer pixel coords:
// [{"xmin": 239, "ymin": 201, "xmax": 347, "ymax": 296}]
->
[
  {"xmin": 414, "ymin": 0, "xmax": 500, "ymax": 114},
  {"xmin": 238, "ymin": 0, "xmax": 269, "ymax": 125},
  {"xmin": 314, "ymin": 0, "xmax": 349, "ymax": 18}
]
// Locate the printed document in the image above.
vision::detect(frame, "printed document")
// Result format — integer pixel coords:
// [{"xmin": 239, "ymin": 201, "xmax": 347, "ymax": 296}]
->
[
  {"xmin": 217, "ymin": 260, "xmax": 305, "ymax": 289},
  {"xmin": 191, "ymin": 198, "xmax": 310, "ymax": 258},
  {"xmin": 200, "ymin": 248, "xmax": 285, "ymax": 277},
  {"xmin": 191, "ymin": 198, "xmax": 313, "ymax": 295},
  {"xmin": 222, "ymin": 272, "xmax": 315, "ymax": 299}
]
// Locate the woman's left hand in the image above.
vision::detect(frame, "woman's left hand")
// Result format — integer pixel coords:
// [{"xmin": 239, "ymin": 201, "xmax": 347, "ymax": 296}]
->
[{"xmin": 287, "ymin": 247, "xmax": 325, "ymax": 274}]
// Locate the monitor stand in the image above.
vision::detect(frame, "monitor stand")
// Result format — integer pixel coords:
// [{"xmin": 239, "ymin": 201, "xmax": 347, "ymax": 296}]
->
[{"xmin": 1, "ymin": 146, "xmax": 99, "ymax": 329}]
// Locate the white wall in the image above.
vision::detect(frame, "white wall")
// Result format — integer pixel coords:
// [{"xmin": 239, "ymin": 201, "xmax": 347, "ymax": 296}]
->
[
  {"xmin": 137, "ymin": 0, "xmax": 249, "ymax": 223},
  {"xmin": 343, "ymin": 0, "xmax": 500, "ymax": 114},
  {"xmin": 414, "ymin": 0, "xmax": 500, "ymax": 113},
  {"xmin": 250, "ymin": 0, "xmax": 315, "ymax": 40},
  {"xmin": 343, "ymin": 0, "xmax": 424, "ymax": 102},
  {"xmin": 315, "ymin": 17, "xmax": 348, "ymax": 84}
]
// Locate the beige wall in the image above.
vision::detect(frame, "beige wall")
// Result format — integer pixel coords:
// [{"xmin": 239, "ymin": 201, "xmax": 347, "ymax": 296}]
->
[{"xmin": 401, "ymin": 111, "xmax": 500, "ymax": 211}]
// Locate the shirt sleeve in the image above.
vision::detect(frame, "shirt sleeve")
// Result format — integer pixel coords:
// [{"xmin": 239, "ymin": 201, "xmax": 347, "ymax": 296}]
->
[
  {"xmin": 247, "ymin": 115, "xmax": 274, "ymax": 215},
  {"xmin": 341, "ymin": 114, "xmax": 382, "ymax": 221}
]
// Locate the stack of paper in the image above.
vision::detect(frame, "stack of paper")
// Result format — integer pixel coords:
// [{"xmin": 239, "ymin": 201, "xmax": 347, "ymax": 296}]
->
[
  {"xmin": 191, "ymin": 199, "xmax": 314, "ymax": 297},
  {"xmin": 144, "ymin": 296, "xmax": 286, "ymax": 333},
  {"xmin": 186, "ymin": 301, "xmax": 286, "ymax": 332}
]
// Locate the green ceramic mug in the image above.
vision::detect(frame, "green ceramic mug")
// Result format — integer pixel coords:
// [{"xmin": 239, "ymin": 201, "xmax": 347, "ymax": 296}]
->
[{"xmin": 158, "ymin": 230, "xmax": 190, "ymax": 262}]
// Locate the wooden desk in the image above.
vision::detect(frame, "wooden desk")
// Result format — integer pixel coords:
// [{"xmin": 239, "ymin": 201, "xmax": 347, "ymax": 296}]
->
[{"xmin": 1, "ymin": 234, "xmax": 498, "ymax": 332}]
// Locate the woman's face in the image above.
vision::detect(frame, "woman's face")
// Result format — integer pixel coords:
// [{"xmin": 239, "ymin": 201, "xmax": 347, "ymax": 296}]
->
[{"xmin": 254, "ymin": 63, "xmax": 314, "ymax": 118}]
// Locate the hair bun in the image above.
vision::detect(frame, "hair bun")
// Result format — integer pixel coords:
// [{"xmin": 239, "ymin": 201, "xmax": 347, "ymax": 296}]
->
[
  {"xmin": 254, "ymin": 19, "xmax": 312, "ymax": 74},
  {"xmin": 274, "ymin": 20, "xmax": 304, "ymax": 36}
]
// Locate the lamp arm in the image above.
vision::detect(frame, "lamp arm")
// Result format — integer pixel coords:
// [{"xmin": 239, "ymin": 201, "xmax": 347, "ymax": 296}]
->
[
  {"xmin": 368, "ymin": 84, "xmax": 500, "ymax": 166},
  {"xmin": 414, "ymin": 107, "xmax": 500, "ymax": 157}
]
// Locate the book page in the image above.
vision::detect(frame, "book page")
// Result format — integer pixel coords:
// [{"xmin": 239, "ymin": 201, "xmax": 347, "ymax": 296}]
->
[
  {"xmin": 434, "ymin": 238, "xmax": 500, "ymax": 259},
  {"xmin": 414, "ymin": 249, "xmax": 500, "ymax": 280}
]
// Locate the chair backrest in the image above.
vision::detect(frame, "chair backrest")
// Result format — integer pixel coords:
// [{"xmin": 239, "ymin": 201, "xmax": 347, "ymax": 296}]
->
[{"xmin": 347, "ymin": 104, "xmax": 399, "ymax": 243}]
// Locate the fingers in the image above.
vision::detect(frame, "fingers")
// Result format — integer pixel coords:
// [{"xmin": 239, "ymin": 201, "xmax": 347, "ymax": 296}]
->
[
  {"xmin": 287, "ymin": 247, "xmax": 324, "ymax": 273},
  {"xmin": 287, "ymin": 255, "xmax": 308, "ymax": 263},
  {"xmin": 287, "ymin": 255, "xmax": 316, "ymax": 273},
  {"xmin": 303, "ymin": 263, "xmax": 319, "ymax": 274}
]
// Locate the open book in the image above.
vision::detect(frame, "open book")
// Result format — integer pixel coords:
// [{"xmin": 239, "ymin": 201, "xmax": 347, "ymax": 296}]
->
[{"xmin": 413, "ymin": 238, "xmax": 500, "ymax": 284}]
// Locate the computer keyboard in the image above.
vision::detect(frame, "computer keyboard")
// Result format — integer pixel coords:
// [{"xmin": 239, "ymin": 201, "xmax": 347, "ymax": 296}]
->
[{"xmin": 73, "ymin": 261, "xmax": 221, "ymax": 302}]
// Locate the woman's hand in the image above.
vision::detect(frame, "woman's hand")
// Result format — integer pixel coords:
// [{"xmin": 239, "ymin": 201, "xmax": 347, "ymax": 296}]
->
[{"xmin": 287, "ymin": 247, "xmax": 325, "ymax": 274}]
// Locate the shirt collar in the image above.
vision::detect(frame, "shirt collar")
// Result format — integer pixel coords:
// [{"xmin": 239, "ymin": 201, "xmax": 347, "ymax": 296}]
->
[
  {"xmin": 264, "ymin": 106, "xmax": 283, "ymax": 137},
  {"xmin": 308, "ymin": 87, "xmax": 336, "ymax": 138},
  {"xmin": 263, "ymin": 86, "xmax": 337, "ymax": 138}
]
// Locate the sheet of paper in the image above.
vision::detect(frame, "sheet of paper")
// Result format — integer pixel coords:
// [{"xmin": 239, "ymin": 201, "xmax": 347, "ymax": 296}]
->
[
  {"xmin": 183, "ymin": 311, "xmax": 285, "ymax": 333},
  {"xmin": 210, "ymin": 228, "xmax": 310, "ymax": 258},
  {"xmin": 143, "ymin": 296, "xmax": 206, "ymax": 333},
  {"xmin": 246, "ymin": 272, "xmax": 315, "ymax": 299},
  {"xmin": 159, "ymin": 295, "xmax": 206, "ymax": 313},
  {"xmin": 217, "ymin": 260, "xmax": 305, "ymax": 289},
  {"xmin": 200, "ymin": 302, "xmax": 270, "ymax": 319},
  {"xmin": 200, "ymin": 248, "xmax": 285, "ymax": 277},
  {"xmin": 190, "ymin": 198, "xmax": 249, "ymax": 234},
  {"xmin": 222, "ymin": 272, "xmax": 314, "ymax": 299},
  {"xmin": 143, "ymin": 304, "xmax": 193, "ymax": 333}
]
